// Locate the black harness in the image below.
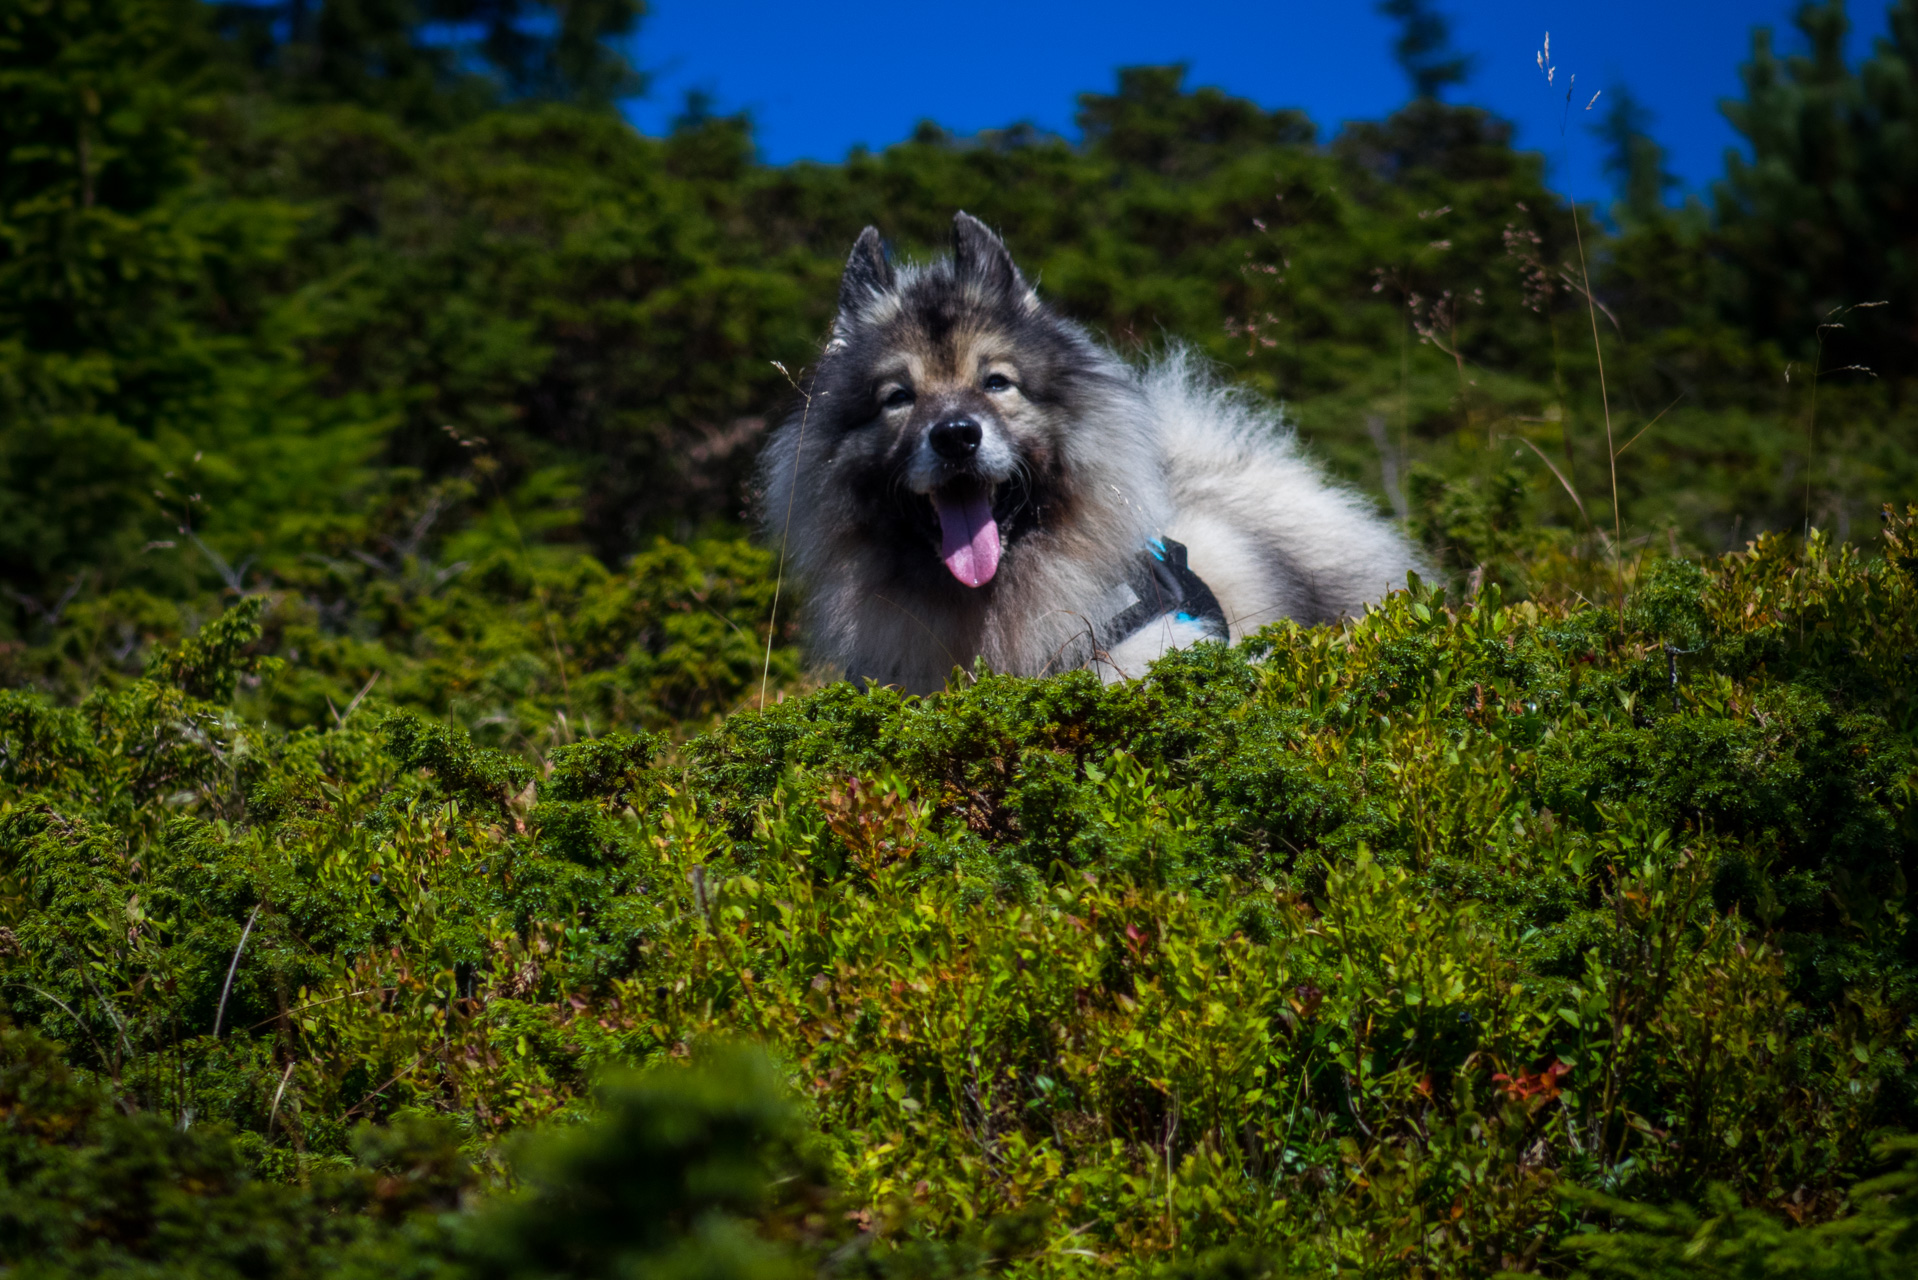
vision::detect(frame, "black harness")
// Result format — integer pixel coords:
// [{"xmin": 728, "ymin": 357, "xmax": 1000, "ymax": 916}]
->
[{"xmin": 1090, "ymin": 538, "xmax": 1230, "ymax": 653}]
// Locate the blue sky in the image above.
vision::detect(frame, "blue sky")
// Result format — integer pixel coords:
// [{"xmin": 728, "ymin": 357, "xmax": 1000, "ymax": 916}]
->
[{"xmin": 622, "ymin": 0, "xmax": 1892, "ymax": 204}]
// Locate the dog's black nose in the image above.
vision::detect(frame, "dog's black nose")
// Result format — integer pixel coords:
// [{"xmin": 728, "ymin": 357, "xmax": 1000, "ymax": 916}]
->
[{"xmin": 928, "ymin": 417, "xmax": 982, "ymax": 460}]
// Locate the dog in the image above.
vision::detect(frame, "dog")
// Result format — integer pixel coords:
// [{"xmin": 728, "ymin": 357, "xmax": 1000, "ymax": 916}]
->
[{"xmin": 760, "ymin": 212, "xmax": 1424, "ymax": 694}]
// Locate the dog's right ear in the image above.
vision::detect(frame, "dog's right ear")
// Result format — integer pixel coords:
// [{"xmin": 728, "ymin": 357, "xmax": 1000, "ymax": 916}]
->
[{"xmin": 838, "ymin": 227, "xmax": 894, "ymax": 316}]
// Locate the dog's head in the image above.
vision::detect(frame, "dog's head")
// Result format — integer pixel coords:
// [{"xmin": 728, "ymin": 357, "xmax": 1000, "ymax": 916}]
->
[{"xmin": 805, "ymin": 212, "xmax": 1121, "ymax": 589}]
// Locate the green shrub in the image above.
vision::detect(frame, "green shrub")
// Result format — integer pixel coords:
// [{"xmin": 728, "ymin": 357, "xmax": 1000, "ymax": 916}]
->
[{"xmin": 1, "ymin": 512, "xmax": 1914, "ymax": 1275}]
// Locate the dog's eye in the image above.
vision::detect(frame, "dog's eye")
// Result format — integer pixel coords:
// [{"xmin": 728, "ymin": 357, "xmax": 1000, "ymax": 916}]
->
[
  {"xmin": 983, "ymin": 373, "xmax": 1013, "ymax": 393},
  {"xmin": 882, "ymin": 387, "xmax": 915, "ymax": 408}
]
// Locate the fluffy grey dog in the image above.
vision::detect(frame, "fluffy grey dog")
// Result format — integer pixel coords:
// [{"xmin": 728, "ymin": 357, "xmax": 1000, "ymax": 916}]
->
[{"xmin": 760, "ymin": 212, "xmax": 1422, "ymax": 694}]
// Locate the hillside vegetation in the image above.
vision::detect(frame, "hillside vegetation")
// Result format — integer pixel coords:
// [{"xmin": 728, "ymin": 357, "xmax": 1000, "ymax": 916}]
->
[
  {"xmin": 2, "ymin": 518, "xmax": 1916, "ymax": 1276},
  {"xmin": 2, "ymin": 0, "xmax": 1917, "ymax": 1275}
]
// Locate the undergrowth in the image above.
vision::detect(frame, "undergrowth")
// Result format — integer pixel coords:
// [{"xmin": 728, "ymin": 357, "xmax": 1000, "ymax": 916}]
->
[{"xmin": 0, "ymin": 513, "xmax": 1913, "ymax": 1276}]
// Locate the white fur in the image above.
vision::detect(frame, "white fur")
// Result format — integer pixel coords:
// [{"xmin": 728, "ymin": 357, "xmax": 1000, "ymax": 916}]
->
[{"xmin": 1145, "ymin": 352, "xmax": 1423, "ymax": 638}]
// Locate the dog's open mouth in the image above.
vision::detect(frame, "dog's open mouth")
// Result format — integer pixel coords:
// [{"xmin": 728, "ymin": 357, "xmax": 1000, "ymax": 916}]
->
[{"xmin": 929, "ymin": 482, "xmax": 1001, "ymax": 588}]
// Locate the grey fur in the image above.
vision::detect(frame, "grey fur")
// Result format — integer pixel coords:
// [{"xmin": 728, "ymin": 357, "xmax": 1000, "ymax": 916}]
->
[{"xmin": 761, "ymin": 212, "xmax": 1424, "ymax": 694}]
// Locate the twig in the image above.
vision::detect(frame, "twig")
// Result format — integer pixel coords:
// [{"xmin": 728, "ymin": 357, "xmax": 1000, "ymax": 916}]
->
[
  {"xmin": 695, "ymin": 595, "xmax": 755, "ymax": 646},
  {"xmin": 330, "ymin": 671, "xmax": 381, "ymax": 728},
  {"xmin": 2, "ymin": 576, "xmax": 85, "ymax": 626},
  {"xmin": 1801, "ymin": 302, "xmax": 1884, "ymax": 540},
  {"xmin": 10, "ymin": 982, "xmax": 115, "ymax": 1075},
  {"xmin": 1505, "ymin": 435, "xmax": 1590, "ymax": 527},
  {"xmin": 212, "ymin": 900, "xmax": 265, "ymax": 1038},
  {"xmin": 1806, "ymin": 322, "xmax": 1831, "ymax": 539},
  {"xmin": 1611, "ymin": 392, "xmax": 1687, "ymax": 460},
  {"xmin": 70, "ymin": 954, "xmax": 136, "ymax": 1065},
  {"xmin": 1554, "ymin": 266, "xmax": 1622, "ymax": 334},
  {"xmin": 242, "ymin": 986, "xmax": 380, "ymax": 1033},
  {"xmin": 1341, "ymin": 1070, "xmax": 1375, "ymax": 1139},
  {"xmin": 187, "ymin": 530, "xmax": 256, "ymax": 594},
  {"xmin": 342, "ymin": 1051, "xmax": 430, "ymax": 1118},
  {"xmin": 1278, "ymin": 1044, "xmax": 1315, "ymax": 1168},
  {"xmin": 690, "ymin": 865, "xmax": 768, "ymax": 1035},
  {"xmin": 266, "ymin": 1058, "xmax": 298, "ymax": 1137},
  {"xmin": 764, "ymin": 361, "xmax": 816, "ymax": 712},
  {"xmin": 1569, "ymin": 204, "xmax": 1622, "ymax": 622}
]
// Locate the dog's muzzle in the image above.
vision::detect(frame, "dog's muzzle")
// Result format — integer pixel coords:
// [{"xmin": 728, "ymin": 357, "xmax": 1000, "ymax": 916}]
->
[{"xmin": 907, "ymin": 416, "xmax": 1017, "ymax": 589}]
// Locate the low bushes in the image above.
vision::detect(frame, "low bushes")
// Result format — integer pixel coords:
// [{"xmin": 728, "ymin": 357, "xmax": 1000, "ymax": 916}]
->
[{"xmin": 0, "ymin": 513, "xmax": 1914, "ymax": 1275}]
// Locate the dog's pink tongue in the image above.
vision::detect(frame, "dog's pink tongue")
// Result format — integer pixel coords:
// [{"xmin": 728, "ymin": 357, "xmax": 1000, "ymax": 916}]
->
[{"xmin": 933, "ymin": 490, "xmax": 1001, "ymax": 587}]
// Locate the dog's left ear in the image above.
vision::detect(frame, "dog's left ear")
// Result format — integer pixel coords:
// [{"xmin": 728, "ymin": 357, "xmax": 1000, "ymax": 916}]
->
[{"xmin": 952, "ymin": 212, "xmax": 1033, "ymax": 307}]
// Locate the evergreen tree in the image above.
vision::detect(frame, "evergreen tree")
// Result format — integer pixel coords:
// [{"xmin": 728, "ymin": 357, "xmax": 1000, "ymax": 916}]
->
[
  {"xmin": 3, "ymin": 0, "xmax": 1915, "ymax": 660},
  {"xmin": 210, "ymin": 0, "xmax": 644, "ymax": 121},
  {"xmin": 0, "ymin": 0, "xmax": 222, "ymax": 606},
  {"xmin": 1075, "ymin": 65, "xmax": 1314, "ymax": 177},
  {"xmin": 1376, "ymin": 0, "xmax": 1472, "ymax": 101},
  {"xmin": 1597, "ymin": 83, "xmax": 1678, "ymax": 225},
  {"xmin": 0, "ymin": 0, "xmax": 407, "ymax": 628},
  {"xmin": 1714, "ymin": 0, "xmax": 1918, "ymax": 369}
]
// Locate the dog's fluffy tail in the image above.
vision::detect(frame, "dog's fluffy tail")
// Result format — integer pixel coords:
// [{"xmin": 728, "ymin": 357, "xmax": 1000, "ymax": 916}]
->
[{"xmin": 1143, "ymin": 349, "xmax": 1427, "ymax": 635}]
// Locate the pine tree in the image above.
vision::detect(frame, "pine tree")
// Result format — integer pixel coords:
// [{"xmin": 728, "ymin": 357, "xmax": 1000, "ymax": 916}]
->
[
  {"xmin": 1597, "ymin": 84, "xmax": 1678, "ymax": 225},
  {"xmin": 0, "ymin": 0, "xmax": 215, "ymax": 607},
  {"xmin": 0, "ymin": 0, "xmax": 391, "ymax": 623},
  {"xmin": 1376, "ymin": 0, "xmax": 1472, "ymax": 101},
  {"xmin": 1713, "ymin": 0, "xmax": 1918, "ymax": 370},
  {"xmin": 209, "ymin": 0, "xmax": 644, "ymax": 122},
  {"xmin": 1075, "ymin": 65, "xmax": 1314, "ymax": 177}
]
